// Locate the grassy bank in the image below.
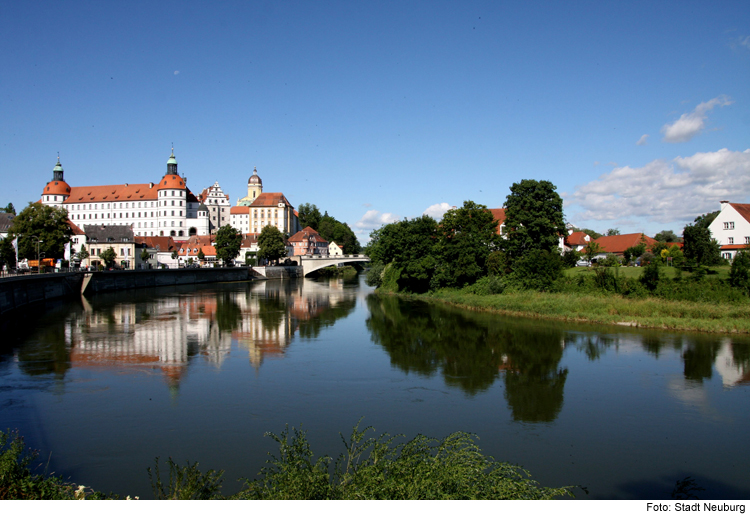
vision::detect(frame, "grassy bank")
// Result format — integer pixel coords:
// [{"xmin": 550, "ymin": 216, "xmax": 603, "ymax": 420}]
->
[{"xmin": 421, "ymin": 288, "xmax": 750, "ymax": 334}]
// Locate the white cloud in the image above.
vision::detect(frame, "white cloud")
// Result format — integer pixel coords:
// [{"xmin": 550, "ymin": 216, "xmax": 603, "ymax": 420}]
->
[
  {"xmin": 660, "ymin": 95, "xmax": 733, "ymax": 143},
  {"xmin": 355, "ymin": 210, "xmax": 400, "ymax": 230},
  {"xmin": 568, "ymin": 148, "xmax": 750, "ymax": 224},
  {"xmin": 636, "ymin": 134, "xmax": 649, "ymax": 146},
  {"xmin": 422, "ymin": 202, "xmax": 453, "ymax": 220}
]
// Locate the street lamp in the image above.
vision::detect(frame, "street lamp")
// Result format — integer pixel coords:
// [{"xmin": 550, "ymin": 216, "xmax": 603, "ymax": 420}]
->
[{"xmin": 31, "ymin": 236, "xmax": 43, "ymax": 273}]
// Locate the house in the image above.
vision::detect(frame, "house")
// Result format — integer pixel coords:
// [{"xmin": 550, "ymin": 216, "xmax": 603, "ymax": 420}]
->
[
  {"xmin": 708, "ymin": 201, "xmax": 750, "ymax": 260},
  {"xmin": 176, "ymin": 235, "xmax": 217, "ymax": 265},
  {"xmin": 592, "ymin": 233, "xmax": 657, "ymax": 257},
  {"xmin": 83, "ymin": 225, "xmax": 137, "ymax": 269},
  {"xmin": 232, "ymin": 168, "xmax": 300, "ymax": 235},
  {"xmin": 287, "ymin": 227, "xmax": 329, "ymax": 256},
  {"xmin": 328, "ymin": 241, "xmax": 344, "ymax": 256},
  {"xmin": 0, "ymin": 212, "xmax": 14, "ymax": 240},
  {"xmin": 565, "ymin": 231, "xmax": 592, "ymax": 253}
]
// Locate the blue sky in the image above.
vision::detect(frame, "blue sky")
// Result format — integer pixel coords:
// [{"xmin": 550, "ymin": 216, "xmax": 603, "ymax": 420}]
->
[{"xmin": 2, "ymin": 1, "xmax": 749, "ymax": 242}]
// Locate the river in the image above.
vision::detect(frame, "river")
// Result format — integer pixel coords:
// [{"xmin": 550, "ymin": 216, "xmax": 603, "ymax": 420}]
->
[{"xmin": 1, "ymin": 274, "xmax": 748, "ymax": 499}]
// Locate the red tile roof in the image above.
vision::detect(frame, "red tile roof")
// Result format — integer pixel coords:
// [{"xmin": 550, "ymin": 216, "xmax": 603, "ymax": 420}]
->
[
  {"xmin": 565, "ymin": 231, "xmax": 590, "ymax": 246},
  {"xmin": 42, "ymin": 180, "xmax": 72, "ymax": 196},
  {"xmin": 595, "ymin": 233, "xmax": 657, "ymax": 254},
  {"xmin": 249, "ymin": 192, "xmax": 293, "ymax": 208},
  {"xmin": 288, "ymin": 226, "xmax": 328, "ymax": 244},
  {"xmin": 729, "ymin": 203, "xmax": 750, "ymax": 224},
  {"xmin": 63, "ymin": 183, "xmax": 159, "ymax": 202},
  {"xmin": 134, "ymin": 236, "xmax": 178, "ymax": 252},
  {"xmin": 230, "ymin": 206, "xmax": 250, "ymax": 214},
  {"xmin": 67, "ymin": 219, "xmax": 85, "ymax": 235}
]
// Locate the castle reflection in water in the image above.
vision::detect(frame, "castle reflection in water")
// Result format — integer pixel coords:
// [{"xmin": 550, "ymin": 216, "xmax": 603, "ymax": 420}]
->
[{"xmin": 64, "ymin": 279, "xmax": 356, "ymax": 388}]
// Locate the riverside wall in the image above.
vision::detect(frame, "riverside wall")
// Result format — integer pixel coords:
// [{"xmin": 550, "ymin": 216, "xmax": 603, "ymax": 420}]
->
[{"xmin": 0, "ymin": 267, "xmax": 253, "ymax": 315}]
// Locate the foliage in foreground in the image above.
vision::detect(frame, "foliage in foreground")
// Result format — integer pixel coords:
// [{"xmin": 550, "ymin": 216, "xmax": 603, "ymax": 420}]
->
[
  {"xmin": 1, "ymin": 424, "xmax": 571, "ymax": 500},
  {"xmin": 235, "ymin": 422, "xmax": 572, "ymax": 500}
]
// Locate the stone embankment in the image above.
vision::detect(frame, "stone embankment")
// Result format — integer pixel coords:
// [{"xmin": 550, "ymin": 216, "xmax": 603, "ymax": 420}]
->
[{"xmin": 0, "ymin": 267, "xmax": 253, "ymax": 316}]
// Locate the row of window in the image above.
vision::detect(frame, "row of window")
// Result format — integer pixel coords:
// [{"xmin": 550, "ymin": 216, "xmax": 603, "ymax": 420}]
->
[
  {"xmin": 724, "ymin": 222, "xmax": 735, "ymax": 230},
  {"xmin": 70, "ymin": 210, "xmax": 184, "ymax": 220},
  {"xmin": 726, "ymin": 237, "xmax": 750, "ymax": 245}
]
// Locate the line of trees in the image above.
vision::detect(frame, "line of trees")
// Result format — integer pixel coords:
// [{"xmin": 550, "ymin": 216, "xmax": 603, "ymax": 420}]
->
[
  {"xmin": 366, "ymin": 180, "xmax": 565, "ymax": 293},
  {"xmin": 297, "ymin": 203, "xmax": 361, "ymax": 254}
]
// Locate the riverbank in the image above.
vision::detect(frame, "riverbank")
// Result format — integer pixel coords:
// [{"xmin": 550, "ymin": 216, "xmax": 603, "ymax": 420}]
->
[{"xmin": 404, "ymin": 289, "xmax": 750, "ymax": 334}]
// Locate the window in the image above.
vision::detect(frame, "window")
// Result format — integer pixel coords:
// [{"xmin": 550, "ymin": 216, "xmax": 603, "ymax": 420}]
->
[
  {"xmin": 729, "ymin": 237, "xmax": 734, "ymax": 244},
  {"xmin": 724, "ymin": 222, "xmax": 735, "ymax": 229},
  {"xmin": 745, "ymin": 237, "xmax": 750, "ymax": 245}
]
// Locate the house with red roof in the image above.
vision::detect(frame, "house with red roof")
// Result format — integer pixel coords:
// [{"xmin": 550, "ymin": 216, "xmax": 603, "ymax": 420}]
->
[
  {"xmin": 592, "ymin": 233, "xmax": 657, "ymax": 256},
  {"xmin": 288, "ymin": 227, "xmax": 328, "ymax": 256},
  {"xmin": 708, "ymin": 201, "xmax": 750, "ymax": 260},
  {"xmin": 232, "ymin": 167, "xmax": 301, "ymax": 236}
]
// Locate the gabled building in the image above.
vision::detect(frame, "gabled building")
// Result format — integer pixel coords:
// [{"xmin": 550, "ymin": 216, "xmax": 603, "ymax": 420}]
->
[
  {"xmin": 593, "ymin": 233, "xmax": 657, "ymax": 256},
  {"xmin": 0, "ymin": 212, "xmax": 15, "ymax": 240},
  {"xmin": 565, "ymin": 231, "xmax": 592, "ymax": 252},
  {"xmin": 288, "ymin": 226, "xmax": 329, "ymax": 256},
  {"xmin": 197, "ymin": 182, "xmax": 231, "ymax": 234},
  {"xmin": 83, "ymin": 224, "xmax": 137, "ymax": 269},
  {"xmin": 232, "ymin": 167, "xmax": 300, "ymax": 235},
  {"xmin": 708, "ymin": 202, "xmax": 750, "ymax": 260}
]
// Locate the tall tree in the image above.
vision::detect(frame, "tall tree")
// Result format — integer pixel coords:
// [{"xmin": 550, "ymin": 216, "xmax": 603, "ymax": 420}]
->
[
  {"xmin": 432, "ymin": 201, "xmax": 501, "ymax": 289},
  {"xmin": 7, "ymin": 202, "xmax": 72, "ymax": 260},
  {"xmin": 215, "ymin": 224, "xmax": 242, "ymax": 264},
  {"xmin": 606, "ymin": 228, "xmax": 621, "ymax": 236},
  {"xmin": 693, "ymin": 211, "xmax": 720, "ymax": 230},
  {"xmin": 258, "ymin": 225, "xmax": 287, "ymax": 264},
  {"xmin": 502, "ymin": 180, "xmax": 565, "ymax": 263},
  {"xmin": 682, "ymin": 223, "xmax": 721, "ymax": 266},
  {"xmin": 654, "ymin": 230, "xmax": 680, "ymax": 243},
  {"xmin": 1, "ymin": 203, "xmax": 15, "ymax": 214},
  {"xmin": 100, "ymin": 247, "xmax": 117, "ymax": 268},
  {"xmin": 297, "ymin": 203, "xmax": 322, "ymax": 231}
]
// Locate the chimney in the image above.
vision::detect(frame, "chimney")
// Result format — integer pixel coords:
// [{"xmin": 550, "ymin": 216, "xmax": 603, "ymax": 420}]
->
[{"xmin": 720, "ymin": 200, "xmax": 729, "ymax": 211}]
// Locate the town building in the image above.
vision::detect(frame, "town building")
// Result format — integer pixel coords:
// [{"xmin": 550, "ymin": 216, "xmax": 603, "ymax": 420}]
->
[
  {"xmin": 288, "ymin": 226, "xmax": 329, "ymax": 256},
  {"xmin": 41, "ymin": 151, "xmax": 210, "ymax": 241},
  {"xmin": 0, "ymin": 213, "xmax": 15, "ymax": 240},
  {"xmin": 82, "ymin": 225, "xmax": 140, "ymax": 269},
  {"xmin": 197, "ymin": 182, "xmax": 231, "ymax": 234},
  {"xmin": 708, "ymin": 201, "xmax": 750, "ymax": 260},
  {"xmin": 592, "ymin": 233, "xmax": 657, "ymax": 256},
  {"xmin": 231, "ymin": 167, "xmax": 300, "ymax": 235}
]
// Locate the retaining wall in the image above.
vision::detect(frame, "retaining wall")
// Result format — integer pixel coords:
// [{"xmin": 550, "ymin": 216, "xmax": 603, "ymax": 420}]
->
[{"xmin": 0, "ymin": 273, "xmax": 84, "ymax": 316}]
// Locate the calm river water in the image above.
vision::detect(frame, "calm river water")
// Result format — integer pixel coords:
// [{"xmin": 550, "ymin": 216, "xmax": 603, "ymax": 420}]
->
[{"xmin": 1, "ymin": 274, "xmax": 748, "ymax": 499}]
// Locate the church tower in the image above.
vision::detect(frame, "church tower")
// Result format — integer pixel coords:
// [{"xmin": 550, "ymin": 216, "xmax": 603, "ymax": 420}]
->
[
  {"xmin": 52, "ymin": 155, "xmax": 64, "ymax": 181},
  {"xmin": 247, "ymin": 167, "xmax": 263, "ymax": 201}
]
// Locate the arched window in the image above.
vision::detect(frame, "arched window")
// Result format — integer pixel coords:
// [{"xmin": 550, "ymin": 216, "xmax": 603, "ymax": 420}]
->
[{"xmin": 170, "ymin": 230, "xmax": 176, "ymax": 236}]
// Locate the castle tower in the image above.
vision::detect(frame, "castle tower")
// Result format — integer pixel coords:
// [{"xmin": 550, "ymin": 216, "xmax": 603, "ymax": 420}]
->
[
  {"xmin": 167, "ymin": 148, "xmax": 178, "ymax": 175},
  {"xmin": 247, "ymin": 167, "xmax": 263, "ymax": 201}
]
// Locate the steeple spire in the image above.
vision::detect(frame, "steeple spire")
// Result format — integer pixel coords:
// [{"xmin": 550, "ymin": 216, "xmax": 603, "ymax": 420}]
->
[
  {"xmin": 167, "ymin": 146, "xmax": 178, "ymax": 175},
  {"xmin": 53, "ymin": 153, "xmax": 64, "ymax": 181}
]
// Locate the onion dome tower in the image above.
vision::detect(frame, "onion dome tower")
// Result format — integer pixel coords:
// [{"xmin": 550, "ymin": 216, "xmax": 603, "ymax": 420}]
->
[
  {"xmin": 247, "ymin": 167, "xmax": 263, "ymax": 201},
  {"xmin": 41, "ymin": 155, "xmax": 71, "ymax": 204}
]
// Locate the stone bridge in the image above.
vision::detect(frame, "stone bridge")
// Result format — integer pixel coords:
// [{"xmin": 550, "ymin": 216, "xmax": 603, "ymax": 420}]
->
[{"xmin": 252, "ymin": 254, "xmax": 370, "ymax": 278}]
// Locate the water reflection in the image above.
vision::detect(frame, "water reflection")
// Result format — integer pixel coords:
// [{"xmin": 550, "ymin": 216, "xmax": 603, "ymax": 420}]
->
[{"xmin": 7, "ymin": 279, "xmax": 357, "ymax": 387}]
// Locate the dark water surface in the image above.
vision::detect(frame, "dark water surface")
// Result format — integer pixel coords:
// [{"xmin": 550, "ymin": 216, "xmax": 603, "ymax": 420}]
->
[{"xmin": 1, "ymin": 275, "xmax": 748, "ymax": 499}]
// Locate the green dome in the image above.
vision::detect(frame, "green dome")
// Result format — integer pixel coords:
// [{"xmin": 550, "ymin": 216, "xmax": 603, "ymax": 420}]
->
[
  {"xmin": 167, "ymin": 154, "xmax": 177, "ymax": 165},
  {"xmin": 53, "ymin": 161, "xmax": 63, "ymax": 172}
]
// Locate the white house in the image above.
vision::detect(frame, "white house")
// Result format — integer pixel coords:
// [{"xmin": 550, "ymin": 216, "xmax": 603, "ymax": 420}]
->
[
  {"xmin": 328, "ymin": 241, "xmax": 344, "ymax": 256},
  {"xmin": 707, "ymin": 201, "xmax": 750, "ymax": 260}
]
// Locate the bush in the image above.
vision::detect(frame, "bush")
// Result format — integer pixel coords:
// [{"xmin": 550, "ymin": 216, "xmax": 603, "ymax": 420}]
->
[
  {"xmin": 510, "ymin": 249, "xmax": 562, "ymax": 291},
  {"xmin": 729, "ymin": 251, "xmax": 750, "ymax": 295},
  {"xmin": 461, "ymin": 275, "xmax": 506, "ymax": 295},
  {"xmin": 640, "ymin": 261, "xmax": 660, "ymax": 291}
]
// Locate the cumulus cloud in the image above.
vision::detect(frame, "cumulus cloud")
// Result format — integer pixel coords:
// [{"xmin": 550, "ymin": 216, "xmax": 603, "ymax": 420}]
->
[
  {"xmin": 636, "ymin": 134, "xmax": 649, "ymax": 146},
  {"xmin": 660, "ymin": 95, "xmax": 733, "ymax": 143},
  {"xmin": 355, "ymin": 210, "xmax": 400, "ymax": 230},
  {"xmin": 568, "ymin": 148, "xmax": 750, "ymax": 224},
  {"xmin": 422, "ymin": 202, "xmax": 453, "ymax": 220}
]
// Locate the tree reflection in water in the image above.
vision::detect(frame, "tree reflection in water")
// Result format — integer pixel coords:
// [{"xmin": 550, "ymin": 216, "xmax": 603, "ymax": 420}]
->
[{"xmin": 365, "ymin": 295, "xmax": 568, "ymax": 422}]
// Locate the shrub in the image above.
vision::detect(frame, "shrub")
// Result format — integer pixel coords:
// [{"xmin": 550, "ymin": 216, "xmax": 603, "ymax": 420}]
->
[
  {"xmin": 461, "ymin": 275, "xmax": 506, "ymax": 295},
  {"xmin": 640, "ymin": 261, "xmax": 660, "ymax": 291},
  {"xmin": 510, "ymin": 249, "xmax": 563, "ymax": 291},
  {"xmin": 729, "ymin": 251, "xmax": 750, "ymax": 295}
]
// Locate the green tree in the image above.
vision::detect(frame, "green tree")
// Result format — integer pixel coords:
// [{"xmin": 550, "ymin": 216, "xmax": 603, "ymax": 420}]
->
[
  {"xmin": 432, "ymin": 201, "xmax": 501, "ymax": 289},
  {"xmin": 0, "ymin": 237, "xmax": 17, "ymax": 269},
  {"xmin": 100, "ymin": 247, "xmax": 116, "ymax": 268},
  {"xmin": 623, "ymin": 243, "xmax": 646, "ymax": 265},
  {"xmin": 1, "ymin": 203, "xmax": 15, "ymax": 214},
  {"xmin": 198, "ymin": 249, "xmax": 205, "ymax": 261},
  {"xmin": 693, "ymin": 211, "xmax": 720, "ymax": 230},
  {"xmin": 584, "ymin": 240, "xmax": 603, "ymax": 263},
  {"xmin": 606, "ymin": 228, "xmax": 621, "ymax": 236},
  {"xmin": 682, "ymin": 224, "xmax": 721, "ymax": 266},
  {"xmin": 654, "ymin": 230, "xmax": 680, "ymax": 243},
  {"xmin": 502, "ymin": 180, "xmax": 565, "ymax": 263},
  {"xmin": 7, "ymin": 202, "xmax": 72, "ymax": 260},
  {"xmin": 729, "ymin": 251, "xmax": 750, "ymax": 294},
  {"xmin": 581, "ymin": 228, "xmax": 602, "ymax": 239},
  {"xmin": 76, "ymin": 246, "xmax": 90, "ymax": 263},
  {"xmin": 367, "ymin": 215, "xmax": 439, "ymax": 293},
  {"xmin": 258, "ymin": 225, "xmax": 287, "ymax": 264},
  {"xmin": 140, "ymin": 248, "xmax": 150, "ymax": 262},
  {"xmin": 215, "ymin": 224, "xmax": 242, "ymax": 265},
  {"xmin": 297, "ymin": 203, "xmax": 322, "ymax": 231}
]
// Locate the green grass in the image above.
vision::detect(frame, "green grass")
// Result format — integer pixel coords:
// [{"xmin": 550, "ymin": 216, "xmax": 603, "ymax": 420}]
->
[
  {"xmin": 563, "ymin": 264, "xmax": 730, "ymax": 281},
  {"xmin": 424, "ymin": 288, "xmax": 750, "ymax": 334}
]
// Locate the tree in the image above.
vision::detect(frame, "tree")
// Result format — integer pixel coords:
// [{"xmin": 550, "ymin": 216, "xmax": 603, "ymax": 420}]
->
[
  {"xmin": 606, "ymin": 228, "xmax": 621, "ymax": 236},
  {"xmin": 0, "ymin": 203, "xmax": 15, "ymax": 214},
  {"xmin": 140, "ymin": 248, "xmax": 150, "ymax": 262},
  {"xmin": 100, "ymin": 247, "xmax": 116, "ymax": 268},
  {"xmin": 431, "ymin": 201, "xmax": 501, "ymax": 289},
  {"xmin": 729, "ymin": 251, "xmax": 750, "ymax": 294},
  {"xmin": 580, "ymin": 228, "xmax": 602, "ymax": 239},
  {"xmin": 7, "ymin": 202, "xmax": 72, "ymax": 260},
  {"xmin": 367, "ymin": 215, "xmax": 439, "ymax": 292},
  {"xmin": 654, "ymin": 230, "xmax": 680, "ymax": 243},
  {"xmin": 502, "ymin": 180, "xmax": 565, "ymax": 263},
  {"xmin": 583, "ymin": 241, "xmax": 603, "ymax": 263},
  {"xmin": 693, "ymin": 211, "xmax": 720, "ymax": 230},
  {"xmin": 0, "ymin": 237, "xmax": 16, "ymax": 269},
  {"xmin": 76, "ymin": 247, "xmax": 90, "ymax": 263},
  {"xmin": 198, "ymin": 249, "xmax": 205, "ymax": 261},
  {"xmin": 257, "ymin": 225, "xmax": 287, "ymax": 264},
  {"xmin": 682, "ymin": 224, "xmax": 721, "ymax": 266},
  {"xmin": 215, "ymin": 224, "xmax": 242, "ymax": 264},
  {"xmin": 623, "ymin": 243, "xmax": 646, "ymax": 265},
  {"xmin": 297, "ymin": 203, "xmax": 322, "ymax": 231}
]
